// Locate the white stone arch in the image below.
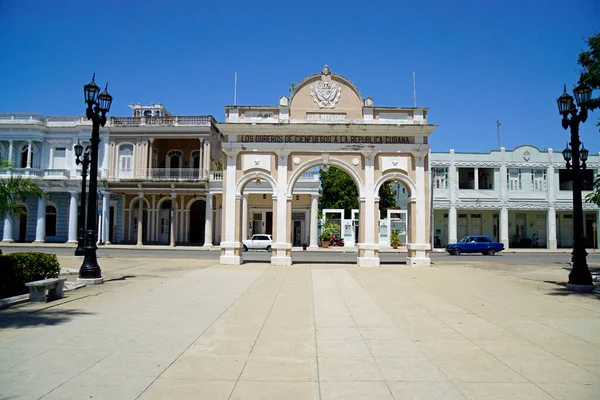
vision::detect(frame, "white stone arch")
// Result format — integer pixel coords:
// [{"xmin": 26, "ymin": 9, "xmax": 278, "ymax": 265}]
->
[
  {"xmin": 236, "ymin": 171, "xmax": 277, "ymax": 197},
  {"xmin": 156, "ymin": 196, "xmax": 179, "ymax": 210},
  {"xmin": 374, "ymin": 171, "xmax": 417, "ymax": 202},
  {"xmin": 287, "ymin": 157, "xmax": 364, "ymax": 198},
  {"xmin": 166, "ymin": 149, "xmax": 183, "ymax": 168},
  {"xmin": 185, "ymin": 196, "xmax": 207, "ymax": 210},
  {"xmin": 128, "ymin": 196, "xmax": 151, "ymax": 209}
]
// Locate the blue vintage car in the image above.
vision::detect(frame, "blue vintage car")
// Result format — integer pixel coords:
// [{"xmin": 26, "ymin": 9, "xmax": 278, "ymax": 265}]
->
[{"xmin": 446, "ymin": 235, "xmax": 504, "ymax": 256}]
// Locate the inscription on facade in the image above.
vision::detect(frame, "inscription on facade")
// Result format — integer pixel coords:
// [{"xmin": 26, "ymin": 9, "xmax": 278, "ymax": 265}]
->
[
  {"xmin": 306, "ymin": 113, "xmax": 346, "ymax": 121},
  {"xmin": 240, "ymin": 135, "xmax": 412, "ymax": 144}
]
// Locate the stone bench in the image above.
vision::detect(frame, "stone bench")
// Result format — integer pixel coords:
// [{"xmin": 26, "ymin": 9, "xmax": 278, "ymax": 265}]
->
[{"xmin": 24, "ymin": 278, "xmax": 67, "ymax": 303}]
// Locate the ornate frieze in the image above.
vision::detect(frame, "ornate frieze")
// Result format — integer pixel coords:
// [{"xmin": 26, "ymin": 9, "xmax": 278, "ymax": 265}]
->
[{"xmin": 310, "ymin": 80, "xmax": 341, "ymax": 109}]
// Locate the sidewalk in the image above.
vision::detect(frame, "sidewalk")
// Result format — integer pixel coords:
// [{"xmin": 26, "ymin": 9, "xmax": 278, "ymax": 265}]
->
[{"xmin": 1, "ymin": 255, "xmax": 598, "ymax": 399}]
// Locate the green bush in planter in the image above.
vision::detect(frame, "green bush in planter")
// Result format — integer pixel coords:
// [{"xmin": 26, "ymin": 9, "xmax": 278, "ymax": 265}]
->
[{"xmin": 0, "ymin": 252, "xmax": 61, "ymax": 299}]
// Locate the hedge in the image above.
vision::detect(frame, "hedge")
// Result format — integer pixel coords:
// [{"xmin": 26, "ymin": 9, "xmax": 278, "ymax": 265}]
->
[{"xmin": 0, "ymin": 252, "xmax": 61, "ymax": 299}]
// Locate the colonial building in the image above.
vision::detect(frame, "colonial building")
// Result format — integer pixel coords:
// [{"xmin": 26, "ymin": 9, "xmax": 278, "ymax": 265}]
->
[{"xmin": 431, "ymin": 146, "xmax": 600, "ymax": 249}]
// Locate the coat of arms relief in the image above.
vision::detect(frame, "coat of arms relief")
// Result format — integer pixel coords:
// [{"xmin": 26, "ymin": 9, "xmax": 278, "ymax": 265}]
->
[{"xmin": 310, "ymin": 80, "xmax": 342, "ymax": 109}]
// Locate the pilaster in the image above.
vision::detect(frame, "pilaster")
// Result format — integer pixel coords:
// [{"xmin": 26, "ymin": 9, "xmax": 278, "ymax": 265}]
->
[
  {"xmin": 407, "ymin": 151, "xmax": 430, "ymax": 267},
  {"xmin": 67, "ymin": 192, "xmax": 78, "ymax": 243},
  {"xmin": 203, "ymin": 193, "xmax": 213, "ymax": 247},
  {"xmin": 357, "ymin": 152, "xmax": 380, "ymax": 267},
  {"xmin": 272, "ymin": 151, "xmax": 292, "ymax": 266},
  {"xmin": 34, "ymin": 195, "xmax": 46, "ymax": 243},
  {"xmin": 309, "ymin": 194, "xmax": 319, "ymax": 248},
  {"xmin": 220, "ymin": 150, "xmax": 242, "ymax": 264}
]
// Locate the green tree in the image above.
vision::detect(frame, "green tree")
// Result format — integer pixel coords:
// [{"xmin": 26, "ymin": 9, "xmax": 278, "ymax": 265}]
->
[
  {"xmin": 319, "ymin": 167, "xmax": 397, "ymax": 217},
  {"xmin": 577, "ymin": 32, "xmax": 600, "ymax": 112},
  {"xmin": 0, "ymin": 160, "xmax": 44, "ymax": 219}
]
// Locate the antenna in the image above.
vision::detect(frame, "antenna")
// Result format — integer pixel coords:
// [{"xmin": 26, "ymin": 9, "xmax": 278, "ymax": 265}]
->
[
  {"xmin": 234, "ymin": 72, "xmax": 237, "ymax": 106},
  {"xmin": 496, "ymin": 120, "xmax": 502, "ymax": 149},
  {"xmin": 413, "ymin": 71, "xmax": 417, "ymax": 108}
]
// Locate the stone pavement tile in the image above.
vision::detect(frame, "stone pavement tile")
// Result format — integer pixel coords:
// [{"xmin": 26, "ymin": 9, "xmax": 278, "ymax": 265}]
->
[
  {"xmin": 139, "ymin": 378, "xmax": 236, "ymax": 400},
  {"xmin": 455, "ymin": 382, "xmax": 555, "ymax": 400},
  {"xmin": 318, "ymin": 357, "xmax": 384, "ymax": 381},
  {"xmin": 416, "ymin": 339, "xmax": 481, "ymax": 360},
  {"xmin": 534, "ymin": 337, "xmax": 600, "ymax": 366},
  {"xmin": 41, "ymin": 371, "xmax": 156, "ymax": 400},
  {"xmin": 0, "ymin": 328, "xmax": 79, "ymax": 350},
  {"xmin": 387, "ymin": 382, "xmax": 466, "ymax": 400},
  {"xmin": 375, "ymin": 357, "xmax": 449, "ymax": 382},
  {"xmin": 202, "ymin": 323, "xmax": 262, "ymax": 340},
  {"xmin": 358, "ymin": 326, "xmax": 410, "ymax": 341},
  {"xmin": 0, "ymin": 327, "xmax": 24, "ymax": 342},
  {"xmin": 160, "ymin": 354, "xmax": 246, "ymax": 380},
  {"xmin": 320, "ymin": 381, "xmax": 394, "ymax": 400},
  {"xmin": 433, "ymin": 354, "xmax": 527, "ymax": 383},
  {"xmin": 499, "ymin": 355, "xmax": 599, "ymax": 384},
  {"xmin": 0, "ymin": 370, "xmax": 74, "ymax": 400},
  {"xmin": 259, "ymin": 326, "xmax": 315, "ymax": 341},
  {"xmin": 537, "ymin": 383, "xmax": 600, "ymax": 400},
  {"xmin": 7, "ymin": 348, "xmax": 111, "ymax": 377},
  {"xmin": 251, "ymin": 339, "xmax": 316, "ymax": 358},
  {"xmin": 317, "ymin": 339, "xmax": 372, "ymax": 358},
  {"xmin": 84, "ymin": 349, "xmax": 178, "ymax": 377},
  {"xmin": 317, "ymin": 327, "xmax": 363, "ymax": 341},
  {"xmin": 365, "ymin": 339, "xmax": 426, "ymax": 358},
  {"xmin": 0, "ymin": 346, "xmax": 49, "ymax": 372},
  {"xmin": 67, "ymin": 331, "xmax": 140, "ymax": 350},
  {"xmin": 351, "ymin": 313, "xmax": 396, "ymax": 327},
  {"xmin": 119, "ymin": 330, "xmax": 198, "ymax": 353},
  {"xmin": 314, "ymin": 314, "xmax": 355, "ymax": 327},
  {"xmin": 239, "ymin": 356, "xmax": 317, "ymax": 382},
  {"xmin": 229, "ymin": 381, "xmax": 319, "ymax": 400},
  {"xmin": 189, "ymin": 336, "xmax": 255, "ymax": 357}
]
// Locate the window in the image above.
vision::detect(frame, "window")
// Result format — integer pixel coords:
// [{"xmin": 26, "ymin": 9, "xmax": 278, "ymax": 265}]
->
[
  {"xmin": 46, "ymin": 205, "xmax": 57, "ymax": 236},
  {"xmin": 167, "ymin": 150, "xmax": 182, "ymax": 169},
  {"xmin": 559, "ymin": 169, "xmax": 593, "ymax": 191},
  {"xmin": 53, "ymin": 147, "xmax": 67, "ymax": 169},
  {"xmin": 478, "ymin": 168, "xmax": 494, "ymax": 189},
  {"xmin": 191, "ymin": 150, "xmax": 200, "ymax": 169},
  {"xmin": 118, "ymin": 144, "xmax": 134, "ymax": 178},
  {"xmin": 508, "ymin": 169, "xmax": 521, "ymax": 191},
  {"xmin": 433, "ymin": 168, "xmax": 448, "ymax": 189},
  {"xmin": 458, "ymin": 168, "xmax": 475, "ymax": 189},
  {"xmin": 532, "ymin": 169, "xmax": 546, "ymax": 191}
]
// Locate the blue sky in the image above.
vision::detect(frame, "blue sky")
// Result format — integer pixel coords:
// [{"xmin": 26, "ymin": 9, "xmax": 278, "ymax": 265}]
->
[{"xmin": 0, "ymin": 0, "xmax": 598, "ymax": 153}]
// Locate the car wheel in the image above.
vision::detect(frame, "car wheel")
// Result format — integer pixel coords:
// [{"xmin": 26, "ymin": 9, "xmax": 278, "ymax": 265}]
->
[
  {"xmin": 487, "ymin": 248, "xmax": 496, "ymax": 256},
  {"xmin": 266, "ymin": 245, "xmax": 272, "ymax": 252},
  {"xmin": 454, "ymin": 248, "xmax": 461, "ymax": 256},
  {"xmin": 243, "ymin": 244, "xmax": 248, "ymax": 252}
]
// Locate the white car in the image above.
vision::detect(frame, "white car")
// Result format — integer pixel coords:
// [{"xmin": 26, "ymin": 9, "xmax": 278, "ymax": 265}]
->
[{"xmin": 242, "ymin": 234, "xmax": 272, "ymax": 252}]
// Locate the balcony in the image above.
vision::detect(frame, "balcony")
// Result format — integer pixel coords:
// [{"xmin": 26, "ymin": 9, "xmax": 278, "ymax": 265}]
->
[
  {"xmin": 0, "ymin": 168, "xmax": 71, "ymax": 180},
  {"xmin": 110, "ymin": 116, "xmax": 213, "ymax": 127},
  {"xmin": 103, "ymin": 168, "xmax": 209, "ymax": 181}
]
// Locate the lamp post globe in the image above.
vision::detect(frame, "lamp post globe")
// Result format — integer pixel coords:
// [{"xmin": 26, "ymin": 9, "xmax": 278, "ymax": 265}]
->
[{"xmin": 77, "ymin": 74, "xmax": 112, "ymax": 284}]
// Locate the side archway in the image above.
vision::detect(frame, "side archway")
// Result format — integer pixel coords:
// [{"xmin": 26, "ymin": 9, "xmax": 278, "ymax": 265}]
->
[
  {"xmin": 287, "ymin": 157, "xmax": 365, "ymax": 198},
  {"xmin": 374, "ymin": 171, "xmax": 417, "ymax": 202}
]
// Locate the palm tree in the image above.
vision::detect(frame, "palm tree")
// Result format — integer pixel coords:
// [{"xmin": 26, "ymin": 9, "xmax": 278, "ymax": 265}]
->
[{"xmin": 0, "ymin": 160, "xmax": 43, "ymax": 219}]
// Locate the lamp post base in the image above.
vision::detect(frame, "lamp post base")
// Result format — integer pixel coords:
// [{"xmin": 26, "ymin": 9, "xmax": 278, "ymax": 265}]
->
[
  {"xmin": 566, "ymin": 283, "xmax": 596, "ymax": 293},
  {"xmin": 78, "ymin": 230, "xmax": 102, "ymax": 282},
  {"xmin": 77, "ymin": 277, "xmax": 104, "ymax": 285}
]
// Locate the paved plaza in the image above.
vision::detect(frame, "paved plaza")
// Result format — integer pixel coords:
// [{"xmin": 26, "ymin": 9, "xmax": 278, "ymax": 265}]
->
[{"xmin": 1, "ymin": 252, "xmax": 599, "ymax": 399}]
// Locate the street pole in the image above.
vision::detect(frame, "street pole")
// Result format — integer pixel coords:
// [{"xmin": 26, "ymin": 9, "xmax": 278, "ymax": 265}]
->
[{"xmin": 74, "ymin": 147, "xmax": 89, "ymax": 256}]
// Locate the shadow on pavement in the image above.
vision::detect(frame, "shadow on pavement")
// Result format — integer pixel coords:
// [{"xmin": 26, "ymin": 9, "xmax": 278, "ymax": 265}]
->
[
  {"xmin": 103, "ymin": 275, "xmax": 136, "ymax": 282},
  {"xmin": 542, "ymin": 280, "xmax": 600, "ymax": 299},
  {"xmin": 0, "ymin": 309, "xmax": 92, "ymax": 329}
]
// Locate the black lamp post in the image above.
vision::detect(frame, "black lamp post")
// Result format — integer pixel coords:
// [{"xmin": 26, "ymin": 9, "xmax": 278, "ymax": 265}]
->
[
  {"xmin": 74, "ymin": 142, "xmax": 90, "ymax": 256},
  {"xmin": 557, "ymin": 83, "xmax": 595, "ymax": 290},
  {"xmin": 78, "ymin": 74, "xmax": 112, "ymax": 282}
]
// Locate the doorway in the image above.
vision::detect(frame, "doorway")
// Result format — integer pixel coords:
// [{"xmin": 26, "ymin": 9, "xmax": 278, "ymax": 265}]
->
[
  {"xmin": 18, "ymin": 213, "xmax": 27, "ymax": 242},
  {"xmin": 265, "ymin": 211, "xmax": 273, "ymax": 235},
  {"xmin": 189, "ymin": 200, "xmax": 206, "ymax": 244},
  {"xmin": 159, "ymin": 200, "xmax": 172, "ymax": 244},
  {"xmin": 293, "ymin": 221, "xmax": 302, "ymax": 246}
]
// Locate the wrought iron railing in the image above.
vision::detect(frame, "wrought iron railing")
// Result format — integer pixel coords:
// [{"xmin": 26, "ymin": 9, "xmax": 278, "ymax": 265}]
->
[
  {"xmin": 110, "ymin": 116, "xmax": 213, "ymax": 126},
  {"xmin": 103, "ymin": 168, "xmax": 209, "ymax": 181}
]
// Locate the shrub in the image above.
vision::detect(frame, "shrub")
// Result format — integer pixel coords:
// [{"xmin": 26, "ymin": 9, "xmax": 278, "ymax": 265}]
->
[
  {"xmin": 0, "ymin": 252, "xmax": 61, "ymax": 299},
  {"xmin": 390, "ymin": 229, "xmax": 401, "ymax": 245}
]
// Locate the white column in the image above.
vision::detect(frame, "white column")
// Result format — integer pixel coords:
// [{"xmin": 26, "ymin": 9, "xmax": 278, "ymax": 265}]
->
[
  {"xmin": 548, "ymin": 206, "xmax": 557, "ymax": 250},
  {"xmin": 178, "ymin": 195, "xmax": 185, "ymax": 243},
  {"xmin": 204, "ymin": 193, "xmax": 213, "ymax": 247},
  {"xmin": 204, "ymin": 140, "xmax": 212, "ymax": 175},
  {"xmin": 170, "ymin": 194, "xmax": 176, "ymax": 247},
  {"xmin": 7, "ymin": 140, "xmax": 14, "ymax": 167},
  {"xmin": 407, "ymin": 152, "xmax": 430, "ymax": 267},
  {"xmin": 448, "ymin": 206, "xmax": 457, "ymax": 244},
  {"xmin": 137, "ymin": 192, "xmax": 144, "ymax": 246},
  {"xmin": 242, "ymin": 193, "xmax": 249, "ymax": 241},
  {"xmin": 220, "ymin": 151, "xmax": 242, "ymax": 264},
  {"xmin": 35, "ymin": 195, "xmax": 46, "ymax": 243},
  {"xmin": 357, "ymin": 153, "xmax": 380, "ymax": 267},
  {"xmin": 500, "ymin": 207, "xmax": 509, "ymax": 248},
  {"xmin": 2, "ymin": 214, "xmax": 14, "ymax": 242},
  {"xmin": 272, "ymin": 151, "xmax": 292, "ymax": 266},
  {"xmin": 68, "ymin": 192, "xmax": 78, "ymax": 243},
  {"xmin": 474, "ymin": 167, "xmax": 479, "ymax": 190},
  {"xmin": 199, "ymin": 138, "xmax": 204, "ymax": 179},
  {"xmin": 102, "ymin": 192, "xmax": 110, "ymax": 244},
  {"xmin": 309, "ymin": 194, "xmax": 319, "ymax": 248},
  {"xmin": 26, "ymin": 140, "xmax": 32, "ymax": 168}
]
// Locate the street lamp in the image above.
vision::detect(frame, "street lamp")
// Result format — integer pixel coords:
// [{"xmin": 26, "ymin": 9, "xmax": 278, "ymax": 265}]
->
[
  {"xmin": 78, "ymin": 74, "xmax": 112, "ymax": 283},
  {"xmin": 74, "ymin": 141, "xmax": 90, "ymax": 256},
  {"xmin": 557, "ymin": 83, "xmax": 595, "ymax": 291}
]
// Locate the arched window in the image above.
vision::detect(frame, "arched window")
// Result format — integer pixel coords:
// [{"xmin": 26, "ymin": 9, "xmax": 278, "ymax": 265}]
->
[
  {"xmin": 191, "ymin": 150, "xmax": 200, "ymax": 169},
  {"xmin": 155, "ymin": 110, "xmax": 161, "ymax": 116},
  {"xmin": 167, "ymin": 150, "xmax": 183, "ymax": 169},
  {"xmin": 143, "ymin": 110, "xmax": 152, "ymax": 116},
  {"xmin": 118, "ymin": 144, "xmax": 134, "ymax": 178},
  {"xmin": 46, "ymin": 205, "xmax": 57, "ymax": 236}
]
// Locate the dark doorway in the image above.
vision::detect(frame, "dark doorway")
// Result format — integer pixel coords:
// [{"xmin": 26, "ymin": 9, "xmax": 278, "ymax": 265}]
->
[
  {"xmin": 109, "ymin": 206, "xmax": 115, "ymax": 243},
  {"xmin": 19, "ymin": 214, "xmax": 27, "ymax": 242},
  {"xmin": 189, "ymin": 200, "xmax": 206, "ymax": 244},
  {"xmin": 293, "ymin": 221, "xmax": 302, "ymax": 246},
  {"xmin": 265, "ymin": 212, "xmax": 273, "ymax": 235}
]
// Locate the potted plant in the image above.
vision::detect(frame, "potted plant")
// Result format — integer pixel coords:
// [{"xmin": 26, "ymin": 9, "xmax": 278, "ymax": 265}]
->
[
  {"xmin": 320, "ymin": 228, "xmax": 331, "ymax": 248},
  {"xmin": 390, "ymin": 229, "xmax": 401, "ymax": 249}
]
